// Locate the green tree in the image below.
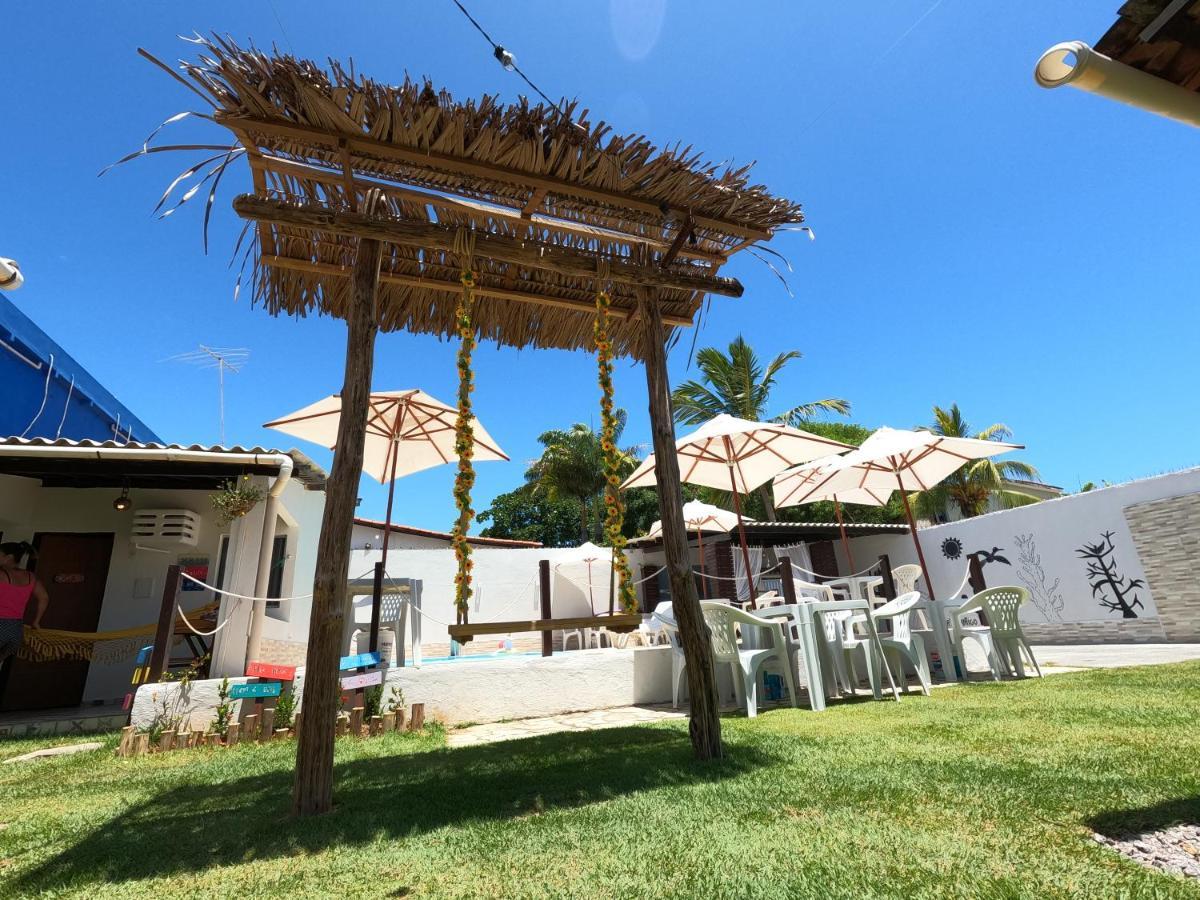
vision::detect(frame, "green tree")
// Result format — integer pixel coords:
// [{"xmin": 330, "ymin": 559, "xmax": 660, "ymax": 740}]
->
[
  {"xmin": 671, "ymin": 335, "xmax": 850, "ymax": 520},
  {"xmin": 524, "ymin": 411, "xmax": 639, "ymax": 543},
  {"xmin": 477, "ymin": 483, "xmax": 584, "ymax": 547},
  {"xmin": 912, "ymin": 404, "xmax": 1041, "ymax": 520}
]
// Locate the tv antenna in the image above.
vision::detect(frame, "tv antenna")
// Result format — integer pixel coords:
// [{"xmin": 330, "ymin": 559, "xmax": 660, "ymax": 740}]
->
[{"xmin": 164, "ymin": 345, "xmax": 249, "ymax": 444}]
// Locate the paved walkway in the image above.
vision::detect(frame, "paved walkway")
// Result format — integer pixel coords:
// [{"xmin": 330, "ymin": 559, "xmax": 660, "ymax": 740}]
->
[{"xmin": 447, "ymin": 643, "xmax": 1200, "ymax": 747}]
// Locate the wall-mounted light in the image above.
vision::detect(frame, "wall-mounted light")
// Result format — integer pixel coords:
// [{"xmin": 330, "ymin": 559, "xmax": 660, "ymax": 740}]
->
[{"xmin": 113, "ymin": 485, "xmax": 132, "ymax": 512}]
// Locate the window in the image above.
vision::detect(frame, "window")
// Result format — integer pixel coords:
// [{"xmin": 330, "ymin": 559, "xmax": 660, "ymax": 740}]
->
[{"xmin": 266, "ymin": 533, "xmax": 287, "ymax": 606}]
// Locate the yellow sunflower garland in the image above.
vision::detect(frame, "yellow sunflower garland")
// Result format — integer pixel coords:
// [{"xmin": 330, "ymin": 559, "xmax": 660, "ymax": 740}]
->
[
  {"xmin": 452, "ymin": 270, "xmax": 477, "ymax": 625},
  {"xmin": 595, "ymin": 289, "xmax": 637, "ymax": 614}
]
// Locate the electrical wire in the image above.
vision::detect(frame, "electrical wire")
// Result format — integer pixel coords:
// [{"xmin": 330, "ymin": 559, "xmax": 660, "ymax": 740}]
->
[
  {"xmin": 19, "ymin": 352, "xmax": 54, "ymax": 438},
  {"xmin": 449, "ymin": 0, "xmax": 571, "ymax": 119}
]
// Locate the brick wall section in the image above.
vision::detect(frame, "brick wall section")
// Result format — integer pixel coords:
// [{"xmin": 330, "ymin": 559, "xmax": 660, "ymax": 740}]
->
[
  {"xmin": 1124, "ymin": 491, "xmax": 1200, "ymax": 642},
  {"xmin": 1021, "ymin": 619, "xmax": 1166, "ymax": 644}
]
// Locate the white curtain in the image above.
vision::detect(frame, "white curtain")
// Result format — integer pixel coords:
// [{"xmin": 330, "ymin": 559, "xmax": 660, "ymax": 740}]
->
[
  {"xmin": 775, "ymin": 542, "xmax": 813, "ymax": 579},
  {"xmin": 732, "ymin": 544, "xmax": 764, "ymax": 603}
]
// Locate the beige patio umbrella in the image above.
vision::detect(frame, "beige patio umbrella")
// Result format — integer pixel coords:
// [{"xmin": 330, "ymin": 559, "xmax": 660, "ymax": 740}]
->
[
  {"xmin": 773, "ymin": 427, "xmax": 1021, "ymax": 600},
  {"xmin": 774, "ymin": 455, "xmax": 887, "ymax": 573},
  {"xmin": 623, "ymin": 414, "xmax": 851, "ymax": 605},
  {"xmin": 265, "ymin": 389, "xmax": 509, "ymax": 571},
  {"xmin": 645, "ymin": 500, "xmax": 741, "ymax": 598}
]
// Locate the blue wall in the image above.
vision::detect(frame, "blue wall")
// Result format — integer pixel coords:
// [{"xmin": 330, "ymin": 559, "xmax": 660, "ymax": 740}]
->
[{"xmin": 0, "ymin": 300, "xmax": 160, "ymax": 443}]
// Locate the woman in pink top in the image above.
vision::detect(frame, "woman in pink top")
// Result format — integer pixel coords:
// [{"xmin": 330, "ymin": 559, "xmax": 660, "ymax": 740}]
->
[{"xmin": 0, "ymin": 541, "xmax": 49, "ymax": 668}]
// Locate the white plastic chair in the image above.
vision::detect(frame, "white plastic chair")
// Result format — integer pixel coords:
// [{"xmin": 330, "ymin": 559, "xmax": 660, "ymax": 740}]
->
[
  {"xmin": 953, "ymin": 586, "xmax": 1043, "ymax": 680},
  {"xmin": 867, "ymin": 564, "xmax": 924, "ymax": 603},
  {"xmin": 700, "ymin": 600, "xmax": 797, "ymax": 717},
  {"xmin": 866, "ymin": 592, "xmax": 930, "ymax": 695},
  {"xmin": 651, "ymin": 602, "xmax": 688, "ymax": 708}
]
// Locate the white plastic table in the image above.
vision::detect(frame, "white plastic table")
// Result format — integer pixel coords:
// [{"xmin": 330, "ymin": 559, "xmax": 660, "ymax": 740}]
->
[
  {"xmin": 824, "ymin": 576, "xmax": 880, "ymax": 603},
  {"xmin": 758, "ymin": 599, "xmax": 900, "ymax": 710}
]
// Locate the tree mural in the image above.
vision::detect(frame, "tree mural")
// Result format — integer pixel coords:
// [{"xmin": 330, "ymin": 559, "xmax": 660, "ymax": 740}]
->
[
  {"xmin": 1014, "ymin": 533, "xmax": 1064, "ymax": 620},
  {"xmin": 1077, "ymin": 531, "xmax": 1145, "ymax": 619}
]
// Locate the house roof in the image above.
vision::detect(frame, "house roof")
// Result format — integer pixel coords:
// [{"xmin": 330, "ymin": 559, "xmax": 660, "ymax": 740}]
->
[
  {"xmin": 140, "ymin": 36, "xmax": 803, "ymax": 359},
  {"xmin": 352, "ymin": 516, "xmax": 542, "ymax": 548},
  {"xmin": 626, "ymin": 520, "xmax": 908, "ymax": 549},
  {"xmin": 1095, "ymin": 1, "xmax": 1200, "ymax": 91},
  {"xmin": 0, "ymin": 437, "xmax": 327, "ymax": 489}
]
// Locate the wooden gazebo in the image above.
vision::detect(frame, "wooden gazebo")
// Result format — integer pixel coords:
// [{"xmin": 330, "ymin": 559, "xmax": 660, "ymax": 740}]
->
[{"xmin": 136, "ymin": 36, "xmax": 804, "ymax": 815}]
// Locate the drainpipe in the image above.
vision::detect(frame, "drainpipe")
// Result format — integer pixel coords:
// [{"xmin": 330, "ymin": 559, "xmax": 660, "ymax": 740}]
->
[
  {"xmin": 1035, "ymin": 41, "xmax": 1200, "ymax": 128},
  {"xmin": 244, "ymin": 453, "xmax": 293, "ymax": 667}
]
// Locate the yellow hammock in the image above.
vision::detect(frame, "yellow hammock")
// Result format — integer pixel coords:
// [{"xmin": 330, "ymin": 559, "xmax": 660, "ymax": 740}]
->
[{"xmin": 17, "ymin": 600, "xmax": 220, "ymax": 664}]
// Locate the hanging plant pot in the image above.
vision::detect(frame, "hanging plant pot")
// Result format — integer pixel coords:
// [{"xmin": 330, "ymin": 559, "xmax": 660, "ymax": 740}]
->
[{"xmin": 210, "ymin": 476, "xmax": 266, "ymax": 526}]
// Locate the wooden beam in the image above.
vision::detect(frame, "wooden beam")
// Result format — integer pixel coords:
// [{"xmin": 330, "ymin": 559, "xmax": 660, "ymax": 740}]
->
[
  {"xmin": 660, "ymin": 214, "xmax": 696, "ymax": 269},
  {"xmin": 249, "ymin": 154, "xmax": 728, "ymax": 265},
  {"xmin": 263, "ymin": 254, "xmax": 697, "ymax": 328},
  {"xmin": 146, "ymin": 565, "xmax": 181, "ymax": 685},
  {"xmin": 292, "ymin": 234, "xmax": 382, "ymax": 818},
  {"xmin": 447, "ymin": 613, "xmax": 641, "ymax": 642},
  {"xmin": 521, "ymin": 187, "xmax": 548, "ymax": 218},
  {"xmin": 234, "ymin": 195, "xmax": 744, "ymax": 298},
  {"xmin": 216, "ymin": 112, "xmax": 773, "ymax": 242},
  {"xmin": 635, "ymin": 285, "xmax": 723, "ymax": 761}
]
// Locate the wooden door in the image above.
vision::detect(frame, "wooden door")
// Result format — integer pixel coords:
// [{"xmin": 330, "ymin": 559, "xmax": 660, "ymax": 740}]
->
[{"xmin": 0, "ymin": 532, "xmax": 114, "ymax": 711}]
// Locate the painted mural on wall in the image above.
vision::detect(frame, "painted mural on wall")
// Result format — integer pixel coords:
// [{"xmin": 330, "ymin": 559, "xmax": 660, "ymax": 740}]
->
[
  {"xmin": 842, "ymin": 470, "xmax": 1200, "ymax": 625},
  {"xmin": 1076, "ymin": 531, "xmax": 1145, "ymax": 619}
]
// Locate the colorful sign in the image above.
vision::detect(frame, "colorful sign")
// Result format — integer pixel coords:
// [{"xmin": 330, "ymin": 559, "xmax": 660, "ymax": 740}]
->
[
  {"xmin": 229, "ymin": 681, "xmax": 283, "ymax": 700},
  {"xmin": 245, "ymin": 661, "xmax": 297, "ymax": 681},
  {"xmin": 338, "ymin": 651, "xmax": 381, "ymax": 671},
  {"xmin": 340, "ymin": 670, "xmax": 383, "ymax": 691},
  {"xmin": 179, "ymin": 557, "xmax": 210, "ymax": 592}
]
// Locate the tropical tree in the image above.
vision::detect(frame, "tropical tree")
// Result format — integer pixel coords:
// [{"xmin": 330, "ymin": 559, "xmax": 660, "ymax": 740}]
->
[
  {"xmin": 671, "ymin": 335, "xmax": 850, "ymax": 519},
  {"xmin": 524, "ymin": 411, "xmax": 639, "ymax": 542},
  {"xmin": 477, "ymin": 484, "xmax": 584, "ymax": 547},
  {"xmin": 912, "ymin": 404, "xmax": 1041, "ymax": 520}
]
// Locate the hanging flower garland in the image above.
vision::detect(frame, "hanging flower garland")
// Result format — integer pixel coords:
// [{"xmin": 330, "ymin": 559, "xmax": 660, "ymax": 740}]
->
[
  {"xmin": 452, "ymin": 269, "xmax": 477, "ymax": 625},
  {"xmin": 595, "ymin": 288, "xmax": 637, "ymax": 614}
]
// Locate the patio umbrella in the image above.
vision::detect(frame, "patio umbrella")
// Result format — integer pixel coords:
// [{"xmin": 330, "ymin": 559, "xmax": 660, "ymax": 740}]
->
[
  {"xmin": 645, "ymin": 500, "xmax": 740, "ymax": 598},
  {"xmin": 772, "ymin": 428, "xmax": 1021, "ymax": 601},
  {"xmin": 773, "ymin": 455, "xmax": 887, "ymax": 573},
  {"xmin": 265, "ymin": 389, "xmax": 509, "ymax": 571},
  {"xmin": 555, "ymin": 541, "xmax": 609, "ymax": 615},
  {"xmin": 622, "ymin": 414, "xmax": 851, "ymax": 605}
]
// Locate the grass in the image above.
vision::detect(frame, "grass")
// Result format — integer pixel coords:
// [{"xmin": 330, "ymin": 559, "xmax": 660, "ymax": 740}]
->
[{"xmin": 2, "ymin": 663, "xmax": 1199, "ymax": 898}]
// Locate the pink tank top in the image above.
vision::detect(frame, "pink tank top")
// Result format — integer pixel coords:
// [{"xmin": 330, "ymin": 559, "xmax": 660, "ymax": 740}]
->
[{"xmin": 0, "ymin": 579, "xmax": 34, "ymax": 619}]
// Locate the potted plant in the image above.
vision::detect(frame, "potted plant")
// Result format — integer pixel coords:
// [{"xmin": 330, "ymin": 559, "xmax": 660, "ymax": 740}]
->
[{"xmin": 210, "ymin": 475, "xmax": 265, "ymax": 525}]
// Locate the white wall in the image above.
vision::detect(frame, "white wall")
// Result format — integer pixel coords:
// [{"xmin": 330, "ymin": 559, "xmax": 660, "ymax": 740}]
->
[{"xmin": 848, "ymin": 468, "xmax": 1200, "ymax": 628}]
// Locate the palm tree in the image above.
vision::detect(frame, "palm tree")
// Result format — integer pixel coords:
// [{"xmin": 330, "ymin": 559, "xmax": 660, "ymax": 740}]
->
[
  {"xmin": 671, "ymin": 335, "xmax": 850, "ymax": 519},
  {"xmin": 913, "ymin": 404, "xmax": 1042, "ymax": 520},
  {"xmin": 525, "ymin": 411, "xmax": 638, "ymax": 542}
]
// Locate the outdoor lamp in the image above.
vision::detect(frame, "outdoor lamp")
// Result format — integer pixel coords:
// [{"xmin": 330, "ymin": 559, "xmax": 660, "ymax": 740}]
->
[
  {"xmin": 0, "ymin": 257, "xmax": 23, "ymax": 291},
  {"xmin": 113, "ymin": 486, "xmax": 132, "ymax": 512},
  {"xmin": 493, "ymin": 45, "xmax": 516, "ymax": 71}
]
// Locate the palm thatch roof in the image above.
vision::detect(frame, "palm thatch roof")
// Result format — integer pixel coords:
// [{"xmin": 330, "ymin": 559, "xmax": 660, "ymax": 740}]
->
[
  {"xmin": 139, "ymin": 36, "xmax": 804, "ymax": 357},
  {"xmin": 1095, "ymin": 1, "xmax": 1200, "ymax": 91}
]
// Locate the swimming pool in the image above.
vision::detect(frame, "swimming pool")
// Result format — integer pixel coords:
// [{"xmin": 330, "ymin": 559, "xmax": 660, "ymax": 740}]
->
[{"xmin": 421, "ymin": 650, "xmax": 541, "ymax": 664}]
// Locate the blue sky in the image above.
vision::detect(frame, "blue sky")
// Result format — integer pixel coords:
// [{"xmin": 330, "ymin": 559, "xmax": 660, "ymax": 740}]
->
[{"xmin": 2, "ymin": 2, "xmax": 1195, "ymax": 531}]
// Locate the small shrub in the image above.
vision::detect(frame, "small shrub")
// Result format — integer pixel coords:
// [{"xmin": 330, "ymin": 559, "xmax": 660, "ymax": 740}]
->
[
  {"xmin": 384, "ymin": 684, "xmax": 405, "ymax": 714},
  {"xmin": 364, "ymin": 685, "xmax": 383, "ymax": 719},
  {"xmin": 212, "ymin": 678, "xmax": 233, "ymax": 738},
  {"xmin": 274, "ymin": 689, "xmax": 296, "ymax": 730}
]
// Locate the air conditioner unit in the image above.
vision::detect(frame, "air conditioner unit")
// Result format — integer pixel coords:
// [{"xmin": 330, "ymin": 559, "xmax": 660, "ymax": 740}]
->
[{"xmin": 131, "ymin": 509, "xmax": 202, "ymax": 547}]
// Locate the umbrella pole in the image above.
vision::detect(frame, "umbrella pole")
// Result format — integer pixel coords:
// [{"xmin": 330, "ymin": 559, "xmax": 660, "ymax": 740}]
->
[
  {"xmin": 697, "ymin": 528, "xmax": 707, "ymax": 600},
  {"xmin": 834, "ymin": 497, "xmax": 856, "ymax": 573},
  {"xmin": 895, "ymin": 473, "xmax": 937, "ymax": 602},
  {"xmin": 380, "ymin": 444, "xmax": 400, "ymax": 576},
  {"xmin": 726, "ymin": 461, "xmax": 757, "ymax": 607}
]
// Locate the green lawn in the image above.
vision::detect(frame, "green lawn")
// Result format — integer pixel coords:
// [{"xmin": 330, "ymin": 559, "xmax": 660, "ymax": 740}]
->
[{"xmin": 2, "ymin": 663, "xmax": 1199, "ymax": 899}]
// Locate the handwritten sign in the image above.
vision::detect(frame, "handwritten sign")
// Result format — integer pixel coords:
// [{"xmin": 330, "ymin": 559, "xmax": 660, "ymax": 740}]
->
[
  {"xmin": 229, "ymin": 681, "xmax": 282, "ymax": 700},
  {"xmin": 340, "ymin": 670, "xmax": 383, "ymax": 691},
  {"xmin": 338, "ymin": 651, "xmax": 380, "ymax": 671},
  {"xmin": 246, "ymin": 661, "xmax": 296, "ymax": 681}
]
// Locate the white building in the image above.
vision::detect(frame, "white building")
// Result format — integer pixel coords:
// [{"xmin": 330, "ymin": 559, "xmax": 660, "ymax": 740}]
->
[{"xmin": 0, "ymin": 438, "xmax": 325, "ymax": 713}]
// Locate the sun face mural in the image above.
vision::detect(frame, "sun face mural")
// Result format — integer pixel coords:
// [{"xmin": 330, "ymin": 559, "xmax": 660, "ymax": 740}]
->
[{"xmin": 941, "ymin": 537, "xmax": 963, "ymax": 560}]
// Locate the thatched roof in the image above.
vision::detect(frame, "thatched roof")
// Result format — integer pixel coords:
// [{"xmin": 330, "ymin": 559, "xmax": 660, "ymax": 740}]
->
[
  {"xmin": 144, "ymin": 36, "xmax": 804, "ymax": 357},
  {"xmin": 1095, "ymin": 1, "xmax": 1200, "ymax": 92}
]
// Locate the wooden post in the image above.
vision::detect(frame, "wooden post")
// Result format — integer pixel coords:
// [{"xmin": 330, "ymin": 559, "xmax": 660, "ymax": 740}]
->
[
  {"xmin": 145, "ymin": 565, "xmax": 181, "ymax": 684},
  {"xmin": 133, "ymin": 733, "xmax": 149, "ymax": 757},
  {"xmin": 336, "ymin": 714, "xmax": 349, "ymax": 737},
  {"xmin": 293, "ymin": 234, "xmax": 383, "ymax": 818},
  {"xmin": 118, "ymin": 726, "xmax": 135, "ymax": 757},
  {"xmin": 159, "ymin": 730, "xmax": 175, "ymax": 752},
  {"xmin": 227, "ymin": 722, "xmax": 240, "ymax": 746},
  {"xmin": 896, "ymin": 474, "xmax": 937, "ymax": 602},
  {"xmin": 408, "ymin": 702, "xmax": 425, "ymax": 731},
  {"xmin": 396, "ymin": 707, "xmax": 406, "ymax": 732},
  {"xmin": 878, "ymin": 555, "xmax": 897, "ymax": 601},
  {"xmin": 243, "ymin": 713, "xmax": 259, "ymax": 742},
  {"xmin": 779, "ymin": 556, "xmax": 797, "ymax": 606},
  {"xmin": 382, "ymin": 711, "xmax": 396, "ymax": 733},
  {"xmin": 635, "ymin": 285, "xmax": 722, "ymax": 761},
  {"xmin": 539, "ymin": 560, "xmax": 553, "ymax": 657},
  {"xmin": 175, "ymin": 727, "xmax": 189, "ymax": 749},
  {"xmin": 190, "ymin": 729, "xmax": 204, "ymax": 749},
  {"xmin": 260, "ymin": 708, "xmax": 275, "ymax": 742},
  {"xmin": 369, "ymin": 562, "xmax": 384, "ymax": 653},
  {"xmin": 291, "ymin": 713, "xmax": 301, "ymax": 739},
  {"xmin": 369, "ymin": 715, "xmax": 383, "ymax": 737},
  {"xmin": 349, "ymin": 706, "xmax": 364, "ymax": 736},
  {"xmin": 967, "ymin": 555, "xmax": 987, "ymax": 595}
]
